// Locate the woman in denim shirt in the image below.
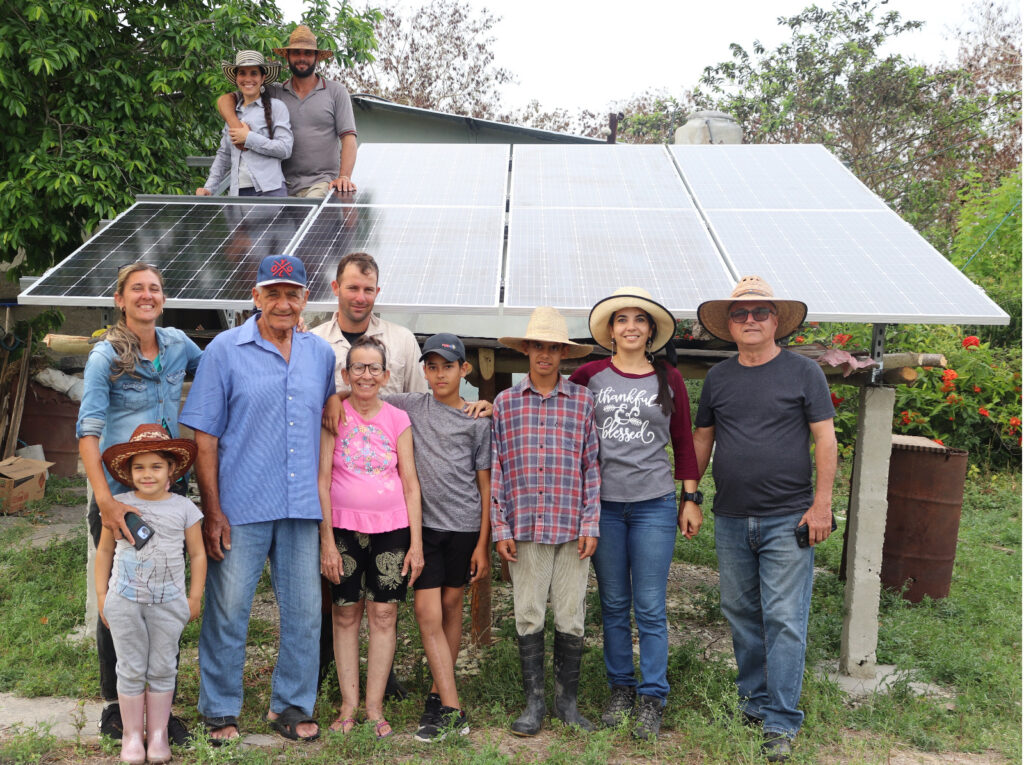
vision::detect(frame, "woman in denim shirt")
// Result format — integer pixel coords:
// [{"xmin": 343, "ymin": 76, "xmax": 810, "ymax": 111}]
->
[
  {"xmin": 77, "ymin": 262, "xmax": 202, "ymax": 741},
  {"xmin": 196, "ymin": 50, "xmax": 293, "ymax": 198}
]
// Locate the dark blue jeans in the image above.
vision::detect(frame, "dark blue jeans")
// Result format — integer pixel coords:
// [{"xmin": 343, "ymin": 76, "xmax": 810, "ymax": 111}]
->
[
  {"xmin": 715, "ymin": 511, "xmax": 814, "ymax": 738},
  {"xmin": 590, "ymin": 492, "xmax": 678, "ymax": 701}
]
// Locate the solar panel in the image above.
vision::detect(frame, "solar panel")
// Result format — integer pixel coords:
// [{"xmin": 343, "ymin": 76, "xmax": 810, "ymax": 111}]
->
[
  {"xmin": 511, "ymin": 145, "xmax": 690, "ymax": 208},
  {"xmin": 295, "ymin": 205, "xmax": 504, "ymax": 312},
  {"xmin": 671, "ymin": 144, "xmax": 887, "ymax": 211},
  {"xmin": 20, "ymin": 199, "xmax": 315, "ymax": 307},
  {"xmin": 703, "ymin": 209, "xmax": 1006, "ymax": 323},
  {"xmin": 504, "ymin": 208, "xmax": 735, "ymax": 314},
  {"xmin": 327, "ymin": 143, "xmax": 509, "ymax": 206}
]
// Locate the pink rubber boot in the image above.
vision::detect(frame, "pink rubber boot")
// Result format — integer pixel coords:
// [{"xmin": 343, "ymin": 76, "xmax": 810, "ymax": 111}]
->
[
  {"xmin": 145, "ymin": 690, "xmax": 174, "ymax": 763},
  {"xmin": 117, "ymin": 693, "xmax": 146, "ymax": 764}
]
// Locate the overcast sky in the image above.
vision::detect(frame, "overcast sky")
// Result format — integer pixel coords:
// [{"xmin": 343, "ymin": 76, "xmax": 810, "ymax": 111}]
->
[{"xmin": 278, "ymin": 0, "xmax": 981, "ymax": 112}]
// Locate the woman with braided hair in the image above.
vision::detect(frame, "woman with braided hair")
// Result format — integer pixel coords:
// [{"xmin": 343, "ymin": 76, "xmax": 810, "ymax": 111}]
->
[
  {"xmin": 77, "ymin": 263, "xmax": 203, "ymax": 743},
  {"xmin": 197, "ymin": 50, "xmax": 293, "ymax": 197}
]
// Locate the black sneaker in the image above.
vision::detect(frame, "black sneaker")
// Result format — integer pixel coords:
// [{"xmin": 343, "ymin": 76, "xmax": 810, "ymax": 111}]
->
[
  {"xmin": 762, "ymin": 733, "xmax": 793, "ymax": 762},
  {"xmin": 632, "ymin": 695, "xmax": 664, "ymax": 741},
  {"xmin": 168, "ymin": 714, "xmax": 191, "ymax": 746},
  {"xmin": 99, "ymin": 703, "xmax": 122, "ymax": 739},
  {"xmin": 600, "ymin": 685, "xmax": 636, "ymax": 727},
  {"xmin": 416, "ymin": 705, "xmax": 469, "ymax": 742},
  {"xmin": 415, "ymin": 693, "xmax": 442, "ymax": 741}
]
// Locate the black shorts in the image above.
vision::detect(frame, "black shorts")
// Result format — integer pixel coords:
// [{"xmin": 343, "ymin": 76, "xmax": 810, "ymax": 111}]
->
[
  {"xmin": 413, "ymin": 527, "xmax": 480, "ymax": 591},
  {"xmin": 330, "ymin": 526, "xmax": 411, "ymax": 606}
]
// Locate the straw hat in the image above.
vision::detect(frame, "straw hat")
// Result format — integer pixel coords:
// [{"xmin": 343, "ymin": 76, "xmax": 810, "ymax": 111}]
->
[
  {"xmin": 272, "ymin": 25, "xmax": 334, "ymax": 62},
  {"xmin": 498, "ymin": 307, "xmax": 593, "ymax": 359},
  {"xmin": 588, "ymin": 286, "xmax": 677, "ymax": 354},
  {"xmin": 697, "ymin": 275, "xmax": 807, "ymax": 342},
  {"xmin": 102, "ymin": 424, "xmax": 197, "ymax": 488},
  {"xmin": 221, "ymin": 50, "xmax": 281, "ymax": 88}
]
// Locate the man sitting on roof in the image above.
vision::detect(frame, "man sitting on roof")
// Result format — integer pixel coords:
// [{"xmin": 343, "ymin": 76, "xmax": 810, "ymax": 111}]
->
[{"xmin": 215, "ymin": 25, "xmax": 357, "ymax": 198}]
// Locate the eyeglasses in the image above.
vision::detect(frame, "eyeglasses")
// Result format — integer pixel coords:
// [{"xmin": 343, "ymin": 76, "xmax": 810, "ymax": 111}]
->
[
  {"xmin": 347, "ymin": 362, "xmax": 385, "ymax": 377},
  {"xmin": 728, "ymin": 307, "xmax": 777, "ymax": 323}
]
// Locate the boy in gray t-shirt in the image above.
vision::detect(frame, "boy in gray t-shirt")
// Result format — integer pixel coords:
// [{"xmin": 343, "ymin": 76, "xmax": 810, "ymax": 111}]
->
[{"xmin": 384, "ymin": 333, "xmax": 491, "ymax": 742}]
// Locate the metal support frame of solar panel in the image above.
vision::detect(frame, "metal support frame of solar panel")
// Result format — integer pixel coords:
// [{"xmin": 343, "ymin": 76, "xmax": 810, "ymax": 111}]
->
[
  {"xmin": 292, "ymin": 144, "xmax": 509, "ymax": 313},
  {"xmin": 19, "ymin": 195, "xmax": 319, "ymax": 309},
  {"xmin": 505, "ymin": 144, "xmax": 736, "ymax": 315},
  {"xmin": 670, "ymin": 144, "xmax": 1009, "ymax": 325}
]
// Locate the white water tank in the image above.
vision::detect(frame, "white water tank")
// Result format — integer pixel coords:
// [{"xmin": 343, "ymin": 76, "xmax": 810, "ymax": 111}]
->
[{"xmin": 674, "ymin": 110, "xmax": 742, "ymax": 144}]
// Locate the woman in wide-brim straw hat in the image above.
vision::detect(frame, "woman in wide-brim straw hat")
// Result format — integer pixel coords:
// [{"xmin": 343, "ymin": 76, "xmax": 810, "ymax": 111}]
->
[
  {"xmin": 568, "ymin": 286, "xmax": 702, "ymax": 741},
  {"xmin": 696, "ymin": 275, "xmax": 807, "ymax": 343},
  {"xmin": 197, "ymin": 50, "xmax": 293, "ymax": 198}
]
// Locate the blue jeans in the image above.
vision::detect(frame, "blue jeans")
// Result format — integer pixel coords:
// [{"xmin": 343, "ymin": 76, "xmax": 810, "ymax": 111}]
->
[
  {"xmin": 590, "ymin": 492, "xmax": 678, "ymax": 701},
  {"xmin": 198, "ymin": 519, "xmax": 320, "ymax": 719},
  {"xmin": 715, "ymin": 511, "xmax": 814, "ymax": 738}
]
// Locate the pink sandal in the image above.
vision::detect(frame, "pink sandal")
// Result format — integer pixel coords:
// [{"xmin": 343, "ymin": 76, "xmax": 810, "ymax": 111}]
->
[
  {"xmin": 329, "ymin": 716, "xmax": 357, "ymax": 734},
  {"xmin": 372, "ymin": 718, "xmax": 394, "ymax": 739}
]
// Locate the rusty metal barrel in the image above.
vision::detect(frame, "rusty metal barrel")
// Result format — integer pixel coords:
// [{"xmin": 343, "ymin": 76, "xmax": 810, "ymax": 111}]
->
[{"xmin": 880, "ymin": 435, "xmax": 968, "ymax": 602}]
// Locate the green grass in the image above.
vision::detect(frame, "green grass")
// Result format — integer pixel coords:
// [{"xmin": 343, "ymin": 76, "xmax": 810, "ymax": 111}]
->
[{"xmin": 0, "ymin": 467, "xmax": 1019, "ymax": 763}]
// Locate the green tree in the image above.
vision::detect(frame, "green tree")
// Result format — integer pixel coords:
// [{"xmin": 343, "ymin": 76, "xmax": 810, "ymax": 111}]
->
[
  {"xmin": 0, "ymin": 0, "xmax": 379, "ymax": 278},
  {"xmin": 691, "ymin": 0, "xmax": 1020, "ymax": 251}
]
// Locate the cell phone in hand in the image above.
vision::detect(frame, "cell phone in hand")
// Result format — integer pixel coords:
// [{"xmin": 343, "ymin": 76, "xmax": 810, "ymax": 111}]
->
[
  {"xmin": 124, "ymin": 512, "xmax": 155, "ymax": 550},
  {"xmin": 795, "ymin": 514, "xmax": 838, "ymax": 548}
]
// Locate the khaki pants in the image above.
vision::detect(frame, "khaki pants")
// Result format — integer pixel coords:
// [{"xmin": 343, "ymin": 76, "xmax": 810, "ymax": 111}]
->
[
  {"xmin": 292, "ymin": 181, "xmax": 330, "ymax": 199},
  {"xmin": 508, "ymin": 540, "xmax": 589, "ymax": 637}
]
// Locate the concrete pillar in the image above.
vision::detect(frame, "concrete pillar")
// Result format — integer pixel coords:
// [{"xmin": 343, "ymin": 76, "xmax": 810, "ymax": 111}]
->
[{"xmin": 839, "ymin": 385, "xmax": 895, "ymax": 678}]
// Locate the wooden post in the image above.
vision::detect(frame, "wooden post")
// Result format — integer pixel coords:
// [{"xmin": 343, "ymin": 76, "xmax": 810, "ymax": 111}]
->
[{"xmin": 470, "ymin": 348, "xmax": 496, "ymax": 646}]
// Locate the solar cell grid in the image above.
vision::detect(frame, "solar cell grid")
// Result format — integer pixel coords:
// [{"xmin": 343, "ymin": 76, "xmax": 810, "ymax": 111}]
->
[
  {"xmin": 294, "ymin": 205, "xmax": 503, "ymax": 311},
  {"xmin": 21, "ymin": 201, "xmax": 313, "ymax": 305},
  {"xmin": 671, "ymin": 144, "xmax": 886, "ymax": 211},
  {"xmin": 504, "ymin": 208, "xmax": 735, "ymax": 314},
  {"xmin": 325, "ymin": 143, "xmax": 509, "ymax": 206},
  {"xmin": 511, "ymin": 144, "xmax": 691, "ymax": 209}
]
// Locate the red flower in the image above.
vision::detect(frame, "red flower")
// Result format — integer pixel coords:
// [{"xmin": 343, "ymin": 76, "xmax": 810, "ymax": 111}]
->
[
  {"xmin": 941, "ymin": 381, "xmax": 956, "ymax": 392},
  {"xmin": 794, "ymin": 336, "xmax": 806, "ymax": 344},
  {"xmin": 933, "ymin": 438, "xmax": 944, "ymax": 445},
  {"xmin": 833, "ymin": 333, "xmax": 852, "ymax": 347},
  {"xmin": 973, "ymin": 385, "xmax": 982, "ymax": 393},
  {"xmin": 942, "ymin": 369, "xmax": 958, "ymax": 382},
  {"xmin": 900, "ymin": 410, "xmax": 911, "ymax": 425},
  {"xmin": 979, "ymin": 407, "xmax": 990, "ymax": 417},
  {"xmin": 962, "ymin": 336, "xmax": 980, "ymax": 348},
  {"xmin": 1010, "ymin": 417, "xmax": 1021, "ymax": 427},
  {"xmin": 946, "ymin": 394, "xmax": 959, "ymax": 405},
  {"xmin": 830, "ymin": 392, "xmax": 845, "ymax": 407}
]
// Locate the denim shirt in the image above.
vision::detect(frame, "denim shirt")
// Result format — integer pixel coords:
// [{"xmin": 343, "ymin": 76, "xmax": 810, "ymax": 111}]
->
[
  {"xmin": 77, "ymin": 327, "xmax": 203, "ymax": 496},
  {"xmin": 203, "ymin": 96, "xmax": 293, "ymax": 196}
]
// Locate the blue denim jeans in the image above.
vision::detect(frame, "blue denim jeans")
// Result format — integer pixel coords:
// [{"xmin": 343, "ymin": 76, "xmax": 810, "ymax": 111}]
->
[
  {"xmin": 714, "ymin": 511, "xmax": 814, "ymax": 738},
  {"xmin": 590, "ymin": 492, "xmax": 678, "ymax": 701},
  {"xmin": 198, "ymin": 519, "xmax": 320, "ymax": 719}
]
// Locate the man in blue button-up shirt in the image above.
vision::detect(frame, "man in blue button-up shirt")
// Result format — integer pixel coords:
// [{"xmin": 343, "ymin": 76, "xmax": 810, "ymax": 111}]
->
[{"xmin": 180, "ymin": 255, "xmax": 335, "ymax": 742}]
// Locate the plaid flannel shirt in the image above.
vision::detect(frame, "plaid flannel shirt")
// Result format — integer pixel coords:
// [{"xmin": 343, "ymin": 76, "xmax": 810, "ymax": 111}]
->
[{"xmin": 490, "ymin": 375, "xmax": 601, "ymax": 544}]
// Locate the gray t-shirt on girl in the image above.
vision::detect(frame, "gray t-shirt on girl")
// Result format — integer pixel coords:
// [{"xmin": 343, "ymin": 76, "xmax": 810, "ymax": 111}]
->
[
  {"xmin": 384, "ymin": 393, "xmax": 491, "ymax": 533},
  {"xmin": 109, "ymin": 493, "xmax": 203, "ymax": 604}
]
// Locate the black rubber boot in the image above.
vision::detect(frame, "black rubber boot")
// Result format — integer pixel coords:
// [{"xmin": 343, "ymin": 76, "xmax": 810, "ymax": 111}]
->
[
  {"xmin": 510, "ymin": 631, "xmax": 546, "ymax": 736},
  {"xmin": 552, "ymin": 631, "xmax": 594, "ymax": 732}
]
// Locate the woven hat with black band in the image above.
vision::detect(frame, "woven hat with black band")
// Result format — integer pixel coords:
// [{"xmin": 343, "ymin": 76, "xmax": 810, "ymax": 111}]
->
[
  {"xmin": 102, "ymin": 424, "xmax": 197, "ymax": 488},
  {"xmin": 588, "ymin": 286, "xmax": 677, "ymax": 354},
  {"xmin": 221, "ymin": 50, "xmax": 281, "ymax": 88},
  {"xmin": 272, "ymin": 24, "xmax": 334, "ymax": 62},
  {"xmin": 498, "ymin": 306, "xmax": 593, "ymax": 359},
  {"xmin": 697, "ymin": 275, "xmax": 807, "ymax": 342}
]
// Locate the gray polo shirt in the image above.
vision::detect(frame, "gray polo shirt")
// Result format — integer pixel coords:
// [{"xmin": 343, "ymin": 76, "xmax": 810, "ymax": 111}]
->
[{"xmin": 268, "ymin": 77, "xmax": 357, "ymax": 193}]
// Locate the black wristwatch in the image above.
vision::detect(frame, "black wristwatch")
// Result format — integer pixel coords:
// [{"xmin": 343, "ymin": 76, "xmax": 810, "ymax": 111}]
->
[{"xmin": 683, "ymin": 491, "xmax": 704, "ymax": 505}]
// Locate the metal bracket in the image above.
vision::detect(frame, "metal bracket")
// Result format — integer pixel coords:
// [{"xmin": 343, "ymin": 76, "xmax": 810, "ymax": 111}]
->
[
  {"xmin": 219, "ymin": 309, "xmax": 245, "ymax": 329},
  {"xmin": 869, "ymin": 323, "xmax": 886, "ymax": 385}
]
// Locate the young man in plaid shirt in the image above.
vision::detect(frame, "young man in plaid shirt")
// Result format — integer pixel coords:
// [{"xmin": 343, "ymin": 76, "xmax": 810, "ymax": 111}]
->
[{"xmin": 491, "ymin": 306, "xmax": 601, "ymax": 736}]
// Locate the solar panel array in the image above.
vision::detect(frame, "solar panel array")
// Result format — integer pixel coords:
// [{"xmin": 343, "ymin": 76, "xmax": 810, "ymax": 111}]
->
[
  {"xmin": 20, "ymin": 143, "xmax": 1008, "ymax": 325},
  {"xmin": 670, "ymin": 145, "xmax": 1006, "ymax": 323}
]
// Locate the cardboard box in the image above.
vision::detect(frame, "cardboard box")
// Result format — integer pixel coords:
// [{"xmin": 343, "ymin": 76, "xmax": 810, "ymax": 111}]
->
[{"xmin": 0, "ymin": 456, "xmax": 55, "ymax": 514}]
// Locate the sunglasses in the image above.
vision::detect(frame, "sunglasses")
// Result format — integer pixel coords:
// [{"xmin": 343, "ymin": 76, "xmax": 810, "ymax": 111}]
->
[
  {"xmin": 729, "ymin": 307, "xmax": 777, "ymax": 323},
  {"xmin": 347, "ymin": 362, "xmax": 386, "ymax": 377}
]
